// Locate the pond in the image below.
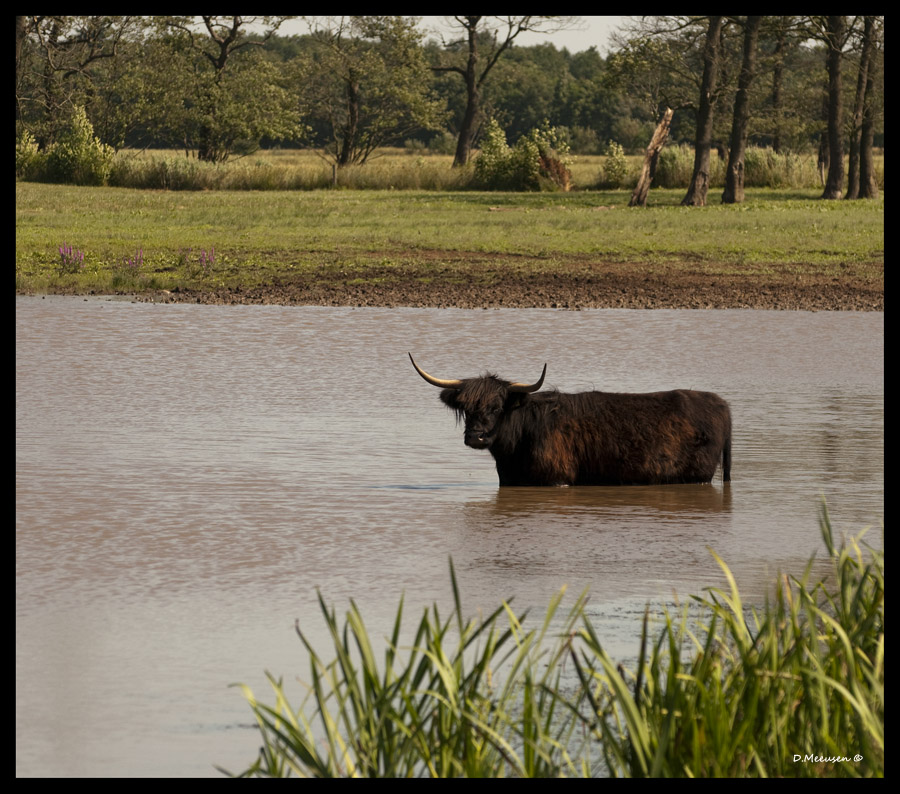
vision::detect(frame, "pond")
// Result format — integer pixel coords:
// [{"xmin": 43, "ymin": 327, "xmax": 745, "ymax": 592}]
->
[{"xmin": 16, "ymin": 297, "xmax": 883, "ymax": 777}]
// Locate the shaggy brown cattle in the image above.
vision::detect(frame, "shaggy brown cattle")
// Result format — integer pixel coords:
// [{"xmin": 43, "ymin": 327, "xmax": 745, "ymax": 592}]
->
[{"xmin": 410, "ymin": 354, "xmax": 731, "ymax": 486}]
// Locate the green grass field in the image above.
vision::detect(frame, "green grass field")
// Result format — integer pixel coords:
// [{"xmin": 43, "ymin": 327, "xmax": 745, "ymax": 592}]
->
[{"xmin": 15, "ymin": 179, "xmax": 884, "ymax": 295}]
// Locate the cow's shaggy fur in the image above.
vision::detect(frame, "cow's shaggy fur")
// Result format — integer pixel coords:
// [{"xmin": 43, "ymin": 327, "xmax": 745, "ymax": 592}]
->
[{"xmin": 437, "ymin": 374, "xmax": 732, "ymax": 486}]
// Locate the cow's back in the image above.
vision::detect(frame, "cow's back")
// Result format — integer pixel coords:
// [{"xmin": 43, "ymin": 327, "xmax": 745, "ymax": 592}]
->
[{"xmin": 500, "ymin": 388, "xmax": 730, "ymax": 485}]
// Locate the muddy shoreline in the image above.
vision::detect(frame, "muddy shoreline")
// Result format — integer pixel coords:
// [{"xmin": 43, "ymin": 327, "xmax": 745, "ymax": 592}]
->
[{"xmin": 129, "ymin": 262, "xmax": 883, "ymax": 311}]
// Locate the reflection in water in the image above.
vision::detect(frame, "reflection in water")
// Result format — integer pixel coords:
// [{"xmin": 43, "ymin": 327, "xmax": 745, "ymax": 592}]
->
[
  {"xmin": 456, "ymin": 484, "xmax": 736, "ymax": 604},
  {"xmin": 16, "ymin": 298, "xmax": 882, "ymax": 777},
  {"xmin": 470, "ymin": 482, "xmax": 733, "ymax": 519}
]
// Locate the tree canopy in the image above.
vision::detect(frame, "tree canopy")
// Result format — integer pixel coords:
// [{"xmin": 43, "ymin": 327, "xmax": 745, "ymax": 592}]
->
[{"xmin": 16, "ymin": 14, "xmax": 884, "ymax": 191}]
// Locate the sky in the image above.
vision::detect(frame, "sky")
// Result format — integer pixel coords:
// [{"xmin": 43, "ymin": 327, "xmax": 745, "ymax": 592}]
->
[
  {"xmin": 421, "ymin": 16, "xmax": 625, "ymax": 55},
  {"xmin": 278, "ymin": 17, "xmax": 626, "ymax": 56}
]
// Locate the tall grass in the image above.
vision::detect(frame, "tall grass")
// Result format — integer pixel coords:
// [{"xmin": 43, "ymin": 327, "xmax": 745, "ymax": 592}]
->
[
  {"xmin": 79, "ymin": 146, "xmax": 885, "ymax": 192},
  {"xmin": 106, "ymin": 150, "xmax": 472, "ymax": 191},
  {"xmin": 573, "ymin": 510, "xmax": 884, "ymax": 777},
  {"xmin": 639, "ymin": 145, "xmax": 885, "ymax": 192},
  {"xmin": 227, "ymin": 564, "xmax": 590, "ymax": 778},
  {"xmin": 227, "ymin": 505, "xmax": 883, "ymax": 778}
]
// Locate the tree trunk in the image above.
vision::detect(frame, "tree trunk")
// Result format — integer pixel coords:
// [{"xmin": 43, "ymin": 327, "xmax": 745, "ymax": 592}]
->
[
  {"xmin": 857, "ymin": 17, "xmax": 880, "ymax": 199},
  {"xmin": 40, "ymin": 18, "xmax": 63, "ymax": 147},
  {"xmin": 821, "ymin": 16, "xmax": 845, "ymax": 199},
  {"xmin": 771, "ymin": 19, "xmax": 788, "ymax": 153},
  {"xmin": 817, "ymin": 136, "xmax": 829, "ymax": 186},
  {"xmin": 338, "ymin": 77, "xmax": 360, "ymax": 167},
  {"xmin": 858, "ymin": 94, "xmax": 878, "ymax": 199},
  {"xmin": 453, "ymin": 20, "xmax": 481, "ymax": 167},
  {"xmin": 16, "ymin": 16, "xmax": 28, "ymax": 121},
  {"xmin": 682, "ymin": 16, "xmax": 724, "ymax": 207},
  {"xmin": 722, "ymin": 16, "xmax": 762, "ymax": 204},
  {"xmin": 629, "ymin": 107, "xmax": 674, "ymax": 207},
  {"xmin": 846, "ymin": 16, "xmax": 876, "ymax": 199},
  {"xmin": 858, "ymin": 32, "xmax": 879, "ymax": 200}
]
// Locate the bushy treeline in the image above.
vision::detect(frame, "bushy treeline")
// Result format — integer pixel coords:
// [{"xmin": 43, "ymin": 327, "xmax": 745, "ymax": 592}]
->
[
  {"xmin": 16, "ymin": 114, "xmax": 881, "ymax": 194},
  {"xmin": 15, "ymin": 16, "xmax": 884, "ymax": 194}
]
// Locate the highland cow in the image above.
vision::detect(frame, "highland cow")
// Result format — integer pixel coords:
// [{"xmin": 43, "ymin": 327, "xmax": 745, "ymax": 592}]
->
[{"xmin": 410, "ymin": 353, "xmax": 731, "ymax": 486}]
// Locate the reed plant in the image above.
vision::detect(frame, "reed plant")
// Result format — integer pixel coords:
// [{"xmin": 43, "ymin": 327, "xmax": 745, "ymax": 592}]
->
[
  {"xmin": 226, "ymin": 564, "xmax": 590, "ymax": 778},
  {"xmin": 228, "ymin": 505, "xmax": 882, "ymax": 778},
  {"xmin": 571, "ymin": 507, "xmax": 883, "ymax": 777}
]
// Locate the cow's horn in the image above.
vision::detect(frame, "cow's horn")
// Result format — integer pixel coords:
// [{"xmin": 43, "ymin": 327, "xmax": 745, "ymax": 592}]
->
[
  {"xmin": 409, "ymin": 353, "xmax": 464, "ymax": 389},
  {"xmin": 509, "ymin": 363, "xmax": 547, "ymax": 393}
]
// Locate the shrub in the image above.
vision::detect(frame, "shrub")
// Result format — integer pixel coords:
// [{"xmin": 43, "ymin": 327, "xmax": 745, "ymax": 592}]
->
[
  {"xmin": 426, "ymin": 131, "xmax": 459, "ymax": 156},
  {"xmin": 653, "ymin": 144, "xmax": 698, "ymax": 189},
  {"xmin": 403, "ymin": 138, "xmax": 427, "ymax": 153},
  {"xmin": 742, "ymin": 146, "xmax": 819, "ymax": 188},
  {"xmin": 16, "ymin": 127, "xmax": 41, "ymax": 179},
  {"xmin": 474, "ymin": 119, "xmax": 572, "ymax": 192},
  {"xmin": 601, "ymin": 140, "xmax": 629, "ymax": 188},
  {"xmin": 568, "ymin": 125, "xmax": 602, "ymax": 155},
  {"xmin": 43, "ymin": 106, "xmax": 114, "ymax": 186}
]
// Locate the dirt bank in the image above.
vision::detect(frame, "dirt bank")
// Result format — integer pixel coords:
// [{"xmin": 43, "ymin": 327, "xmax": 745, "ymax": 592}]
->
[{"xmin": 133, "ymin": 259, "xmax": 883, "ymax": 311}]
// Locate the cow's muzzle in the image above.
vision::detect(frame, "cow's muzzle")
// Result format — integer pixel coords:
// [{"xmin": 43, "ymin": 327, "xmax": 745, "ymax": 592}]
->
[{"xmin": 464, "ymin": 429, "xmax": 492, "ymax": 449}]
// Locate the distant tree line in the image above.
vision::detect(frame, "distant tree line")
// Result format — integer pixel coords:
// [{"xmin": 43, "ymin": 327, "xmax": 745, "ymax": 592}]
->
[{"xmin": 16, "ymin": 15, "xmax": 883, "ymax": 200}]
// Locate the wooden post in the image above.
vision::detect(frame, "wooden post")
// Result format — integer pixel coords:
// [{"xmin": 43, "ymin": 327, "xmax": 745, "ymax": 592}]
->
[{"xmin": 629, "ymin": 107, "xmax": 674, "ymax": 207}]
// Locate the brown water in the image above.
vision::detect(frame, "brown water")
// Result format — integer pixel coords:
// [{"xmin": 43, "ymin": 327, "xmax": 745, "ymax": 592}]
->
[{"xmin": 16, "ymin": 297, "xmax": 883, "ymax": 777}]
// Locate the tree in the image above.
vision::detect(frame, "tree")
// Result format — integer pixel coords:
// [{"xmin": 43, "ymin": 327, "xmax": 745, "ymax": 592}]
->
[
  {"xmin": 768, "ymin": 17, "xmax": 796, "ymax": 154},
  {"xmin": 815, "ymin": 16, "xmax": 849, "ymax": 199},
  {"xmin": 162, "ymin": 16, "xmax": 298, "ymax": 162},
  {"xmin": 845, "ymin": 16, "xmax": 881, "ymax": 199},
  {"xmin": 629, "ymin": 106, "xmax": 673, "ymax": 206},
  {"xmin": 430, "ymin": 16, "xmax": 576, "ymax": 166},
  {"xmin": 605, "ymin": 16, "xmax": 737, "ymax": 158},
  {"xmin": 15, "ymin": 15, "xmax": 32, "ymax": 120},
  {"xmin": 681, "ymin": 16, "xmax": 725, "ymax": 206},
  {"xmin": 300, "ymin": 16, "xmax": 444, "ymax": 167},
  {"xmin": 16, "ymin": 16, "xmax": 138, "ymax": 145},
  {"xmin": 721, "ymin": 16, "xmax": 762, "ymax": 204},
  {"xmin": 757, "ymin": 19, "xmax": 831, "ymax": 155},
  {"xmin": 857, "ymin": 18, "xmax": 882, "ymax": 199}
]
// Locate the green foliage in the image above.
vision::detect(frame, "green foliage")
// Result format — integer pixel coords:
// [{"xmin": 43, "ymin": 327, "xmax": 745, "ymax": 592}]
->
[
  {"xmin": 473, "ymin": 119, "xmax": 514, "ymax": 186},
  {"xmin": 426, "ymin": 131, "xmax": 460, "ymax": 156},
  {"xmin": 300, "ymin": 16, "xmax": 446, "ymax": 167},
  {"xmin": 15, "ymin": 127, "xmax": 41, "ymax": 179},
  {"xmin": 576, "ymin": 506, "xmax": 883, "ymax": 777},
  {"xmin": 226, "ymin": 563, "xmax": 588, "ymax": 778},
  {"xmin": 742, "ymin": 146, "xmax": 820, "ymax": 188},
  {"xmin": 652, "ymin": 144, "xmax": 829, "ymax": 190},
  {"xmin": 41, "ymin": 106, "xmax": 115, "ymax": 185},
  {"xmin": 228, "ymin": 505, "xmax": 883, "ymax": 777},
  {"xmin": 601, "ymin": 140, "xmax": 629, "ymax": 188},
  {"xmin": 187, "ymin": 55, "xmax": 304, "ymax": 163},
  {"xmin": 475, "ymin": 119, "xmax": 572, "ymax": 191},
  {"xmin": 655, "ymin": 144, "xmax": 702, "ymax": 189},
  {"xmin": 567, "ymin": 126, "xmax": 601, "ymax": 155},
  {"xmin": 16, "ymin": 16, "xmax": 885, "ymax": 168}
]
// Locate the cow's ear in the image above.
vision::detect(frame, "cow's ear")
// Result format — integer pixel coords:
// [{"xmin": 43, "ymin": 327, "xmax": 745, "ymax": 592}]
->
[{"xmin": 439, "ymin": 388, "xmax": 461, "ymax": 408}]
